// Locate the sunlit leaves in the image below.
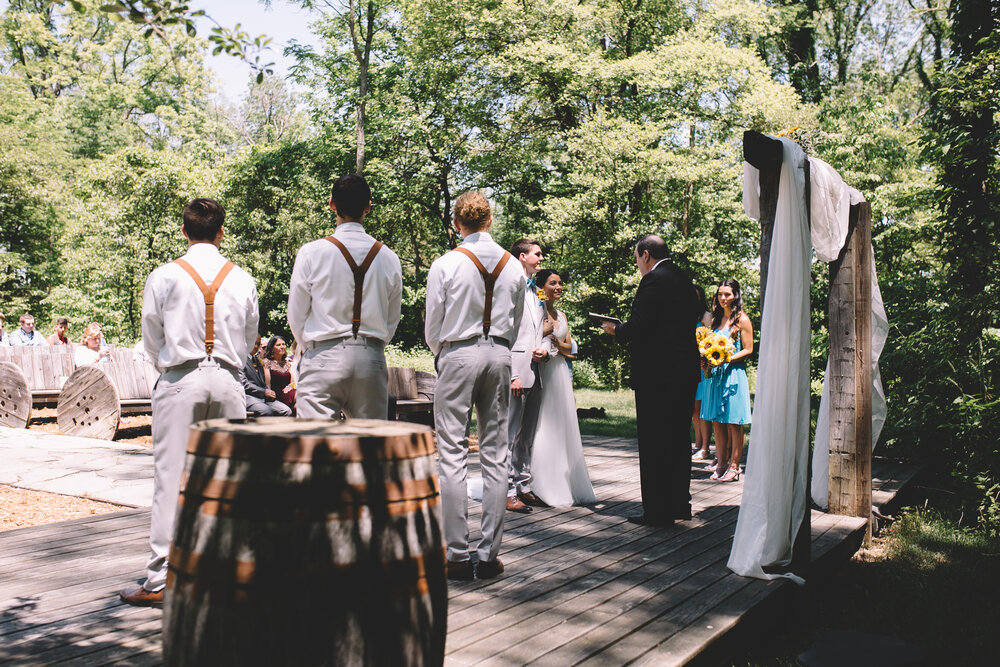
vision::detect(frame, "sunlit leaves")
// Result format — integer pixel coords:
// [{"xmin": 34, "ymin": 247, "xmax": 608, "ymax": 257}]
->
[{"xmin": 93, "ymin": 0, "xmax": 274, "ymax": 80}]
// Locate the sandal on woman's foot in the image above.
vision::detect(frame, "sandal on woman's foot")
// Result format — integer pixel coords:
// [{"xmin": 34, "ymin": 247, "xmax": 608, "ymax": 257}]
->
[{"xmin": 719, "ymin": 466, "xmax": 741, "ymax": 482}]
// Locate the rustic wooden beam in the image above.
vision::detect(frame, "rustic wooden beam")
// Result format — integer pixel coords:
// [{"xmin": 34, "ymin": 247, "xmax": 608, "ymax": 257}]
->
[
  {"xmin": 742, "ymin": 131, "xmax": 782, "ymax": 314},
  {"xmin": 827, "ymin": 202, "xmax": 873, "ymax": 544}
]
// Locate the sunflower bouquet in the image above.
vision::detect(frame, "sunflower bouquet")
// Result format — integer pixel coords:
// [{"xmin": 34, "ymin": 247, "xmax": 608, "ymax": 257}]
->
[{"xmin": 698, "ymin": 329, "xmax": 735, "ymax": 378}]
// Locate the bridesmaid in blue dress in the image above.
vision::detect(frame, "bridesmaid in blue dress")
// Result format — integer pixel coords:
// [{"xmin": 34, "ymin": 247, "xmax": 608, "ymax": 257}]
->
[
  {"xmin": 691, "ymin": 285, "xmax": 714, "ymax": 463},
  {"xmin": 700, "ymin": 278, "xmax": 753, "ymax": 482}
]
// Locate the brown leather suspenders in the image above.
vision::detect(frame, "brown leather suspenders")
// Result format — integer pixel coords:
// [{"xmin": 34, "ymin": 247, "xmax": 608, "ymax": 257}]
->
[
  {"xmin": 325, "ymin": 236, "xmax": 383, "ymax": 338},
  {"xmin": 453, "ymin": 247, "xmax": 513, "ymax": 337},
  {"xmin": 173, "ymin": 258, "xmax": 236, "ymax": 356}
]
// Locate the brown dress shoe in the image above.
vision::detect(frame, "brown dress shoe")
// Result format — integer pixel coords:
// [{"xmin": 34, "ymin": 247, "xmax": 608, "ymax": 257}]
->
[
  {"xmin": 447, "ymin": 559, "xmax": 475, "ymax": 581},
  {"xmin": 506, "ymin": 496, "xmax": 531, "ymax": 513},
  {"xmin": 476, "ymin": 558, "xmax": 504, "ymax": 579},
  {"xmin": 517, "ymin": 490, "xmax": 547, "ymax": 508},
  {"xmin": 119, "ymin": 586, "xmax": 164, "ymax": 608}
]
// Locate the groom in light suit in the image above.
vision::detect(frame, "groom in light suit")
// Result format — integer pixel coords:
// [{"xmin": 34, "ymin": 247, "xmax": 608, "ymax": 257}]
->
[{"xmin": 506, "ymin": 239, "xmax": 553, "ymax": 513}]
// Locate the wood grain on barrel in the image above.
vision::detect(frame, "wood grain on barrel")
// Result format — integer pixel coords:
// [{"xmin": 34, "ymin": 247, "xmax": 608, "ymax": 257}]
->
[
  {"xmin": 0, "ymin": 361, "xmax": 31, "ymax": 428},
  {"xmin": 56, "ymin": 365, "xmax": 120, "ymax": 440},
  {"xmin": 165, "ymin": 418, "xmax": 446, "ymax": 667}
]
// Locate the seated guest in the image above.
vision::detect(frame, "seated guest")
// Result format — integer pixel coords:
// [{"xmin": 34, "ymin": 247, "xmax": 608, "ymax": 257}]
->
[
  {"xmin": 263, "ymin": 335, "xmax": 296, "ymax": 414},
  {"xmin": 9, "ymin": 313, "xmax": 47, "ymax": 346},
  {"xmin": 0, "ymin": 312, "xmax": 8, "ymax": 346},
  {"xmin": 242, "ymin": 335, "xmax": 292, "ymax": 416},
  {"xmin": 89, "ymin": 321, "xmax": 109, "ymax": 350},
  {"xmin": 47, "ymin": 317, "xmax": 72, "ymax": 346},
  {"xmin": 75, "ymin": 323, "xmax": 111, "ymax": 366}
]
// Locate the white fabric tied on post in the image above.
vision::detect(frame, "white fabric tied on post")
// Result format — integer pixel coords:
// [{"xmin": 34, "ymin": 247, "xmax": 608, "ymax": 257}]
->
[
  {"xmin": 809, "ymin": 158, "xmax": 889, "ymax": 510},
  {"xmin": 729, "ymin": 138, "xmax": 812, "ymax": 584},
  {"xmin": 730, "ymin": 146, "xmax": 890, "ymax": 583}
]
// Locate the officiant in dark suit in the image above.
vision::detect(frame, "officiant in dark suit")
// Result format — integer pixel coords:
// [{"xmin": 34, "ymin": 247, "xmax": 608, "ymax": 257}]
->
[{"xmin": 600, "ymin": 234, "xmax": 700, "ymax": 526}]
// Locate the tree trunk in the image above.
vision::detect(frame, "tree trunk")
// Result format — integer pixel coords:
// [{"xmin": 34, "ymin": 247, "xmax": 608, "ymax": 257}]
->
[{"xmin": 349, "ymin": 0, "xmax": 376, "ymax": 174}]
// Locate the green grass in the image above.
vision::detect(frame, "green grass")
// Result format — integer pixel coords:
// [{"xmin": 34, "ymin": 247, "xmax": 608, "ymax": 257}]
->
[
  {"xmin": 574, "ymin": 388, "xmax": 636, "ymax": 438},
  {"xmin": 384, "ymin": 350, "xmax": 639, "ymax": 439},
  {"xmin": 384, "ymin": 345, "xmax": 435, "ymax": 373},
  {"xmin": 733, "ymin": 507, "xmax": 1000, "ymax": 666}
]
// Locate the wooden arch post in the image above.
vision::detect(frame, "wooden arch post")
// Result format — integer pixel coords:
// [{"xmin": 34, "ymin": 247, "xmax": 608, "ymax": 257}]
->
[
  {"xmin": 743, "ymin": 130, "xmax": 874, "ymax": 555},
  {"xmin": 828, "ymin": 202, "xmax": 873, "ymax": 543}
]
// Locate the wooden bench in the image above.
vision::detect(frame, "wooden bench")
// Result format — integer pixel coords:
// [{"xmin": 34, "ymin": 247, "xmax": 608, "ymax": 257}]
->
[
  {"xmin": 0, "ymin": 346, "xmax": 76, "ymax": 428},
  {"xmin": 388, "ymin": 367, "xmax": 435, "ymax": 425}
]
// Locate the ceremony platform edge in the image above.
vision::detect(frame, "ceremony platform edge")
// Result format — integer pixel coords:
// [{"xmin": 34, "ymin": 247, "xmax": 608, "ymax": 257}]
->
[{"xmin": 0, "ymin": 435, "xmax": 912, "ymax": 666}]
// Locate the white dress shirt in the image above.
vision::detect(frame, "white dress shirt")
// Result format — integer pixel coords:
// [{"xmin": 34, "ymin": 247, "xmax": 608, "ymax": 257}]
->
[
  {"xmin": 141, "ymin": 243, "xmax": 259, "ymax": 372},
  {"xmin": 424, "ymin": 232, "xmax": 526, "ymax": 356},
  {"xmin": 74, "ymin": 345, "xmax": 107, "ymax": 367},
  {"xmin": 287, "ymin": 222, "xmax": 402, "ymax": 345}
]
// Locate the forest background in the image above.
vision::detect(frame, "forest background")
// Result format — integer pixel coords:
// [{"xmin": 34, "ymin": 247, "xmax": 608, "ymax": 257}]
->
[{"xmin": 1, "ymin": 0, "xmax": 997, "ymax": 534}]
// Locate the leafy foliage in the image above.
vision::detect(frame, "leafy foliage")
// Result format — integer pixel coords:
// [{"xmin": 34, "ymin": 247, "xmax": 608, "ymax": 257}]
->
[{"xmin": 1, "ymin": 0, "xmax": 998, "ymax": 531}]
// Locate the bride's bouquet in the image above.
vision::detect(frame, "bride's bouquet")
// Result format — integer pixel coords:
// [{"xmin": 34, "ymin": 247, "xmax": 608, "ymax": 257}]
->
[{"xmin": 696, "ymin": 326, "xmax": 734, "ymax": 378}]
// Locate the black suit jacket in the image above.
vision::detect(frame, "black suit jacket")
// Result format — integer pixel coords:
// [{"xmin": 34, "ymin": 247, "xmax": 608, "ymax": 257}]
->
[
  {"xmin": 615, "ymin": 258, "xmax": 699, "ymax": 387},
  {"xmin": 241, "ymin": 355, "xmax": 269, "ymax": 399}
]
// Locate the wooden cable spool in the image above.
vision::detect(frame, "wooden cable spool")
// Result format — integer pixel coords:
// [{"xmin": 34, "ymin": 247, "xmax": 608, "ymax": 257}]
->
[
  {"xmin": 56, "ymin": 359, "xmax": 157, "ymax": 439},
  {"xmin": 0, "ymin": 361, "xmax": 31, "ymax": 429},
  {"xmin": 163, "ymin": 417, "xmax": 447, "ymax": 667},
  {"xmin": 56, "ymin": 365, "xmax": 121, "ymax": 441}
]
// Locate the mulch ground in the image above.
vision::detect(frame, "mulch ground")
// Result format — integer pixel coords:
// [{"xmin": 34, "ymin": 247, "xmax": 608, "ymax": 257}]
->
[
  {"xmin": 0, "ymin": 408, "xmax": 150, "ymax": 532},
  {"xmin": 0, "ymin": 485, "xmax": 126, "ymax": 532},
  {"xmin": 27, "ymin": 407, "xmax": 152, "ymax": 448}
]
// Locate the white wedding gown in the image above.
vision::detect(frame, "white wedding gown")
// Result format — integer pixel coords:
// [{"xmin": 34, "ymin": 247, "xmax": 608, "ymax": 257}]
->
[{"xmin": 529, "ymin": 311, "xmax": 596, "ymax": 507}]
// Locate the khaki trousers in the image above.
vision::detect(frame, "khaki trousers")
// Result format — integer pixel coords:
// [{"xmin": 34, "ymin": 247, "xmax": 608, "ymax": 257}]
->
[
  {"xmin": 434, "ymin": 338, "xmax": 511, "ymax": 563},
  {"xmin": 296, "ymin": 337, "xmax": 388, "ymax": 420},
  {"xmin": 144, "ymin": 361, "xmax": 245, "ymax": 592}
]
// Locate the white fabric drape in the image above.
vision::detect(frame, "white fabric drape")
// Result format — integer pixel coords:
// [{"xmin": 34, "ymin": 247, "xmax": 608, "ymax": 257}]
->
[
  {"xmin": 728, "ymin": 138, "xmax": 812, "ymax": 583},
  {"xmin": 730, "ymin": 143, "xmax": 891, "ymax": 580}
]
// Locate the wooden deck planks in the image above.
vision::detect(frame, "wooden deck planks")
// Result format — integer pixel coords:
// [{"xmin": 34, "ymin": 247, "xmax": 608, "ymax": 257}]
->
[
  {"xmin": 0, "ymin": 436, "xmax": 902, "ymax": 666},
  {"xmin": 871, "ymin": 458, "xmax": 922, "ymax": 511}
]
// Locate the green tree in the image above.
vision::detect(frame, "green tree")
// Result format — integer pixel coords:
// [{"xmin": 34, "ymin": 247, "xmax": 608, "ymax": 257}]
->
[
  {"xmin": 0, "ymin": 75, "xmax": 65, "ymax": 320},
  {"xmin": 49, "ymin": 146, "xmax": 215, "ymax": 341}
]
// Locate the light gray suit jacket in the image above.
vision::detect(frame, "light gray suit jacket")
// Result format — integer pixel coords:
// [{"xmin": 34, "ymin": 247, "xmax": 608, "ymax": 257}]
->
[{"xmin": 510, "ymin": 284, "xmax": 546, "ymax": 389}]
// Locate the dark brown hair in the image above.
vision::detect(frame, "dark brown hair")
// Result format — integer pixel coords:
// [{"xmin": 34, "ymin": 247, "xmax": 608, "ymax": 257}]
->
[
  {"xmin": 183, "ymin": 198, "xmax": 225, "ymax": 242},
  {"xmin": 330, "ymin": 174, "xmax": 372, "ymax": 220}
]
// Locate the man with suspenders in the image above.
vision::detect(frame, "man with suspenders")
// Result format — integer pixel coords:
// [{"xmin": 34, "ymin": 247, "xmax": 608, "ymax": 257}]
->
[
  {"xmin": 288, "ymin": 174, "xmax": 402, "ymax": 420},
  {"xmin": 425, "ymin": 191, "xmax": 525, "ymax": 580},
  {"xmin": 120, "ymin": 198, "xmax": 259, "ymax": 607}
]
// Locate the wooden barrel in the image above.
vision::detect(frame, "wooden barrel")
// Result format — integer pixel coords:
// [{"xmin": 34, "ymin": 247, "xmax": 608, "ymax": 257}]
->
[
  {"xmin": 56, "ymin": 365, "xmax": 121, "ymax": 440},
  {"xmin": 163, "ymin": 417, "xmax": 446, "ymax": 667},
  {"xmin": 0, "ymin": 361, "xmax": 31, "ymax": 428}
]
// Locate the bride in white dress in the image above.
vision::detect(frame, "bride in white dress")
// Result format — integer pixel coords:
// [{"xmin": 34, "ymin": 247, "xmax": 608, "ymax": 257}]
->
[{"xmin": 530, "ymin": 269, "xmax": 596, "ymax": 507}]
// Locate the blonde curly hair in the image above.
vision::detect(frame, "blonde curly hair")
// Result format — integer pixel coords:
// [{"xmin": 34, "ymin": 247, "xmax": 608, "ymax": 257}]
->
[
  {"xmin": 454, "ymin": 191, "xmax": 491, "ymax": 231},
  {"xmin": 81, "ymin": 323, "xmax": 102, "ymax": 346}
]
